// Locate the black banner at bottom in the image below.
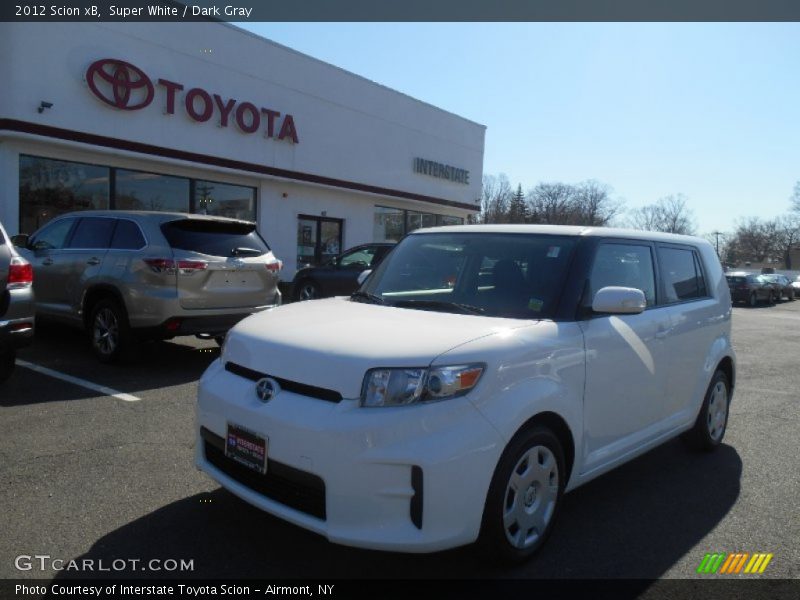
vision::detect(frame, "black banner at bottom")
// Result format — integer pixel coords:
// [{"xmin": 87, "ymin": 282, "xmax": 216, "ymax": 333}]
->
[{"xmin": 2, "ymin": 578, "xmax": 799, "ymax": 600}]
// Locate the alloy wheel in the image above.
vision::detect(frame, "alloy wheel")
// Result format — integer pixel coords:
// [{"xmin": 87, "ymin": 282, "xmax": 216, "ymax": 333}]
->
[{"xmin": 93, "ymin": 308, "xmax": 119, "ymax": 356}]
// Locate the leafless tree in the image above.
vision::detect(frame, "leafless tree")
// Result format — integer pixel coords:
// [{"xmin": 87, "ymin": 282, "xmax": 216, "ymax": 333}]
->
[
  {"xmin": 527, "ymin": 182, "xmax": 578, "ymax": 224},
  {"xmin": 628, "ymin": 194, "xmax": 697, "ymax": 235},
  {"xmin": 726, "ymin": 217, "xmax": 779, "ymax": 264},
  {"xmin": 573, "ymin": 180, "xmax": 623, "ymax": 226},
  {"xmin": 480, "ymin": 174, "xmax": 513, "ymax": 224}
]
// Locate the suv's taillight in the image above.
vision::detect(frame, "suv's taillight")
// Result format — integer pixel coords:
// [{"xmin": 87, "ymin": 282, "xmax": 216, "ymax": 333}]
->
[
  {"xmin": 266, "ymin": 259, "xmax": 282, "ymax": 273},
  {"xmin": 7, "ymin": 256, "xmax": 33, "ymax": 289},
  {"xmin": 144, "ymin": 258, "xmax": 208, "ymax": 275}
]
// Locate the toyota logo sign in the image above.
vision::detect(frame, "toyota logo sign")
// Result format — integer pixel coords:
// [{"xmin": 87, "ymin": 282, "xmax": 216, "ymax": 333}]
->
[{"xmin": 86, "ymin": 59, "xmax": 155, "ymax": 111}]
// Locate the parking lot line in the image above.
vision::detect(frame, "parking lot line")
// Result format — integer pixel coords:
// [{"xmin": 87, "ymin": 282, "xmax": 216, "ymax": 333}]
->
[{"xmin": 16, "ymin": 360, "xmax": 141, "ymax": 402}]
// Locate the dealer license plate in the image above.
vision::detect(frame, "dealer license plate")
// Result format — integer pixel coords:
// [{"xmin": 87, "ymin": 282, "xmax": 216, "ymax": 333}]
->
[{"xmin": 225, "ymin": 423, "xmax": 268, "ymax": 474}]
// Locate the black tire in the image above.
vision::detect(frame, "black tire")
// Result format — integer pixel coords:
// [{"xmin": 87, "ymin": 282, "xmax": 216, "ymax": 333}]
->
[
  {"xmin": 478, "ymin": 425, "xmax": 565, "ymax": 564},
  {"xmin": 88, "ymin": 298, "xmax": 131, "ymax": 364},
  {"xmin": 768, "ymin": 292, "xmax": 776, "ymax": 306},
  {"xmin": 0, "ymin": 348, "xmax": 15, "ymax": 384},
  {"xmin": 682, "ymin": 370, "xmax": 730, "ymax": 452},
  {"xmin": 749, "ymin": 292, "xmax": 757, "ymax": 307},
  {"xmin": 294, "ymin": 279, "xmax": 321, "ymax": 302},
  {"xmin": 788, "ymin": 290, "xmax": 794, "ymax": 302}
]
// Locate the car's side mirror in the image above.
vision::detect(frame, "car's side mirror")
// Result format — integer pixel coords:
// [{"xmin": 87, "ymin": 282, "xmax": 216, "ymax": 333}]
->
[
  {"xmin": 592, "ymin": 286, "xmax": 646, "ymax": 315},
  {"xmin": 10, "ymin": 234, "xmax": 29, "ymax": 248}
]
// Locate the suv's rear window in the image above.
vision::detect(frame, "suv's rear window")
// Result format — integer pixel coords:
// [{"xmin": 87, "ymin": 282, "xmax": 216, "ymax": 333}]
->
[{"xmin": 161, "ymin": 220, "xmax": 269, "ymax": 257}]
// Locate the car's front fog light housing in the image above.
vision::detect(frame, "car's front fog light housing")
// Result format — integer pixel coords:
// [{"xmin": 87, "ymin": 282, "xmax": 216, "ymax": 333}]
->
[{"xmin": 361, "ymin": 364, "xmax": 484, "ymax": 407}]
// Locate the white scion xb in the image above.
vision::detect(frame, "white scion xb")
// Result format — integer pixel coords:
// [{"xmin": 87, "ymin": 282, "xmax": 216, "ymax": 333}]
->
[{"xmin": 195, "ymin": 225, "xmax": 735, "ymax": 562}]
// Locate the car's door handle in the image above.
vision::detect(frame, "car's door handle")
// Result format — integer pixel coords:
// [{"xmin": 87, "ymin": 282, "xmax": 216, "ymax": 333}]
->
[
  {"xmin": 42, "ymin": 258, "xmax": 53, "ymax": 266},
  {"xmin": 87, "ymin": 257, "xmax": 101, "ymax": 266}
]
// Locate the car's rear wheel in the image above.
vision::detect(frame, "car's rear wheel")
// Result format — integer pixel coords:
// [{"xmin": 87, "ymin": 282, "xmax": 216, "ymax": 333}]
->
[
  {"xmin": 295, "ymin": 280, "xmax": 321, "ymax": 301},
  {"xmin": 682, "ymin": 370, "xmax": 730, "ymax": 452},
  {"xmin": 479, "ymin": 425, "xmax": 565, "ymax": 563},
  {"xmin": 0, "ymin": 348, "xmax": 15, "ymax": 384},
  {"xmin": 89, "ymin": 298, "xmax": 131, "ymax": 363},
  {"xmin": 749, "ymin": 292, "xmax": 757, "ymax": 307}
]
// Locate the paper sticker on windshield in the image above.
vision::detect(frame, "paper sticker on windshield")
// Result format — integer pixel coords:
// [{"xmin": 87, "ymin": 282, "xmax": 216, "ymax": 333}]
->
[
  {"xmin": 546, "ymin": 246, "xmax": 560, "ymax": 258},
  {"xmin": 528, "ymin": 298, "xmax": 544, "ymax": 312}
]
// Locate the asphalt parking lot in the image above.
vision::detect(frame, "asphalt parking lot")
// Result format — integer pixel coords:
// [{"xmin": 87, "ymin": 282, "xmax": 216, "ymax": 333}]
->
[{"xmin": 0, "ymin": 302, "xmax": 798, "ymax": 583}]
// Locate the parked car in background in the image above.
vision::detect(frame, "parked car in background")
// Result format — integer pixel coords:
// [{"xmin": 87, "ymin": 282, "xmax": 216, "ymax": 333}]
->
[
  {"xmin": 761, "ymin": 274, "xmax": 795, "ymax": 302},
  {"xmin": 0, "ymin": 220, "xmax": 34, "ymax": 383},
  {"xmin": 726, "ymin": 272, "xmax": 775, "ymax": 306},
  {"xmin": 792, "ymin": 275, "xmax": 800, "ymax": 296},
  {"xmin": 16, "ymin": 211, "xmax": 281, "ymax": 363},
  {"xmin": 197, "ymin": 225, "xmax": 735, "ymax": 562},
  {"xmin": 291, "ymin": 242, "xmax": 395, "ymax": 301}
]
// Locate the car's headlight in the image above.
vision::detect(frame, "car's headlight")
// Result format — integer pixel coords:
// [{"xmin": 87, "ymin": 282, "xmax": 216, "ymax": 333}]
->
[{"xmin": 360, "ymin": 364, "xmax": 484, "ymax": 407}]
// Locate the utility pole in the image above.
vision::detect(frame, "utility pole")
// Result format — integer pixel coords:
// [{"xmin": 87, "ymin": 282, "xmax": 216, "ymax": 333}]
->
[{"xmin": 711, "ymin": 231, "xmax": 723, "ymax": 256}]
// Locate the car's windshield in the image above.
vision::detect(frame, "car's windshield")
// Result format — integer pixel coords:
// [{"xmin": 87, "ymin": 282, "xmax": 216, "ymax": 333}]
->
[{"xmin": 359, "ymin": 232, "xmax": 577, "ymax": 318}]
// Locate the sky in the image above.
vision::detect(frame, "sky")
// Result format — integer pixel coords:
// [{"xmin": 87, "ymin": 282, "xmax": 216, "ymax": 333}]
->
[{"xmin": 239, "ymin": 23, "xmax": 800, "ymax": 235}]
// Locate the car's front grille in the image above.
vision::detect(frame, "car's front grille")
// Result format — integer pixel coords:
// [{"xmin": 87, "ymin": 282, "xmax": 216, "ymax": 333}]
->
[
  {"xmin": 224, "ymin": 361, "xmax": 342, "ymax": 403},
  {"xmin": 201, "ymin": 427, "xmax": 326, "ymax": 520}
]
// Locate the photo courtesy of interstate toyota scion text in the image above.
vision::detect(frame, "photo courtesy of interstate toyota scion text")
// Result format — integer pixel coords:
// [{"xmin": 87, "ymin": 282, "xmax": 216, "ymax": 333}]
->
[{"xmin": 195, "ymin": 224, "xmax": 735, "ymax": 562}]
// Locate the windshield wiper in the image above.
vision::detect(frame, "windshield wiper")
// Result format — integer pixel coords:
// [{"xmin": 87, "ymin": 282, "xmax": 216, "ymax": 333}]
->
[
  {"xmin": 391, "ymin": 299, "xmax": 485, "ymax": 315},
  {"xmin": 350, "ymin": 291, "xmax": 385, "ymax": 305},
  {"xmin": 231, "ymin": 247, "xmax": 263, "ymax": 256}
]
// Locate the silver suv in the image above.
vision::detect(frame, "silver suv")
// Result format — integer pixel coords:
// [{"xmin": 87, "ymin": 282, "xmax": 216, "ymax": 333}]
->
[
  {"xmin": 0, "ymin": 220, "xmax": 34, "ymax": 382},
  {"xmin": 17, "ymin": 211, "xmax": 282, "ymax": 362}
]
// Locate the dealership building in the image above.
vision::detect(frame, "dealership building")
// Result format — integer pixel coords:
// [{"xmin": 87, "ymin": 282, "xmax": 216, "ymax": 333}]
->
[{"xmin": 0, "ymin": 22, "xmax": 485, "ymax": 278}]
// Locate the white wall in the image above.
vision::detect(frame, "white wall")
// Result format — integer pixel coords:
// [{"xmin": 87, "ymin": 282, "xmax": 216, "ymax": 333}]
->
[{"xmin": 0, "ymin": 22, "xmax": 484, "ymax": 208}]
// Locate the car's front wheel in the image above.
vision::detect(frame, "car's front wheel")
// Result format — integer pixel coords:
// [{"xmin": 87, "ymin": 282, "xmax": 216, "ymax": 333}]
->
[
  {"xmin": 479, "ymin": 425, "xmax": 565, "ymax": 563},
  {"xmin": 683, "ymin": 370, "xmax": 730, "ymax": 452},
  {"xmin": 295, "ymin": 279, "xmax": 321, "ymax": 301},
  {"xmin": 749, "ymin": 292, "xmax": 757, "ymax": 307},
  {"xmin": 0, "ymin": 348, "xmax": 15, "ymax": 384},
  {"xmin": 89, "ymin": 298, "xmax": 131, "ymax": 363}
]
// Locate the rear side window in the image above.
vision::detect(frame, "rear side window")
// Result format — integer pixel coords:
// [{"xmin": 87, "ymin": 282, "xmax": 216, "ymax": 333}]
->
[
  {"xmin": 660, "ymin": 247, "xmax": 707, "ymax": 302},
  {"xmin": 68, "ymin": 217, "xmax": 115, "ymax": 249},
  {"xmin": 161, "ymin": 219, "xmax": 269, "ymax": 257},
  {"xmin": 110, "ymin": 220, "xmax": 146, "ymax": 250}
]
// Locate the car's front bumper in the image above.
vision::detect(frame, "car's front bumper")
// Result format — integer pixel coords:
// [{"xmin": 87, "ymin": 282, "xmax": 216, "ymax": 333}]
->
[{"xmin": 195, "ymin": 358, "xmax": 503, "ymax": 552}]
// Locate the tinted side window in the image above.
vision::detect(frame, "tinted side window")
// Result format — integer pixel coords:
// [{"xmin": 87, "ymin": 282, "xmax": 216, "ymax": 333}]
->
[
  {"xmin": 590, "ymin": 243, "xmax": 656, "ymax": 306},
  {"xmin": 161, "ymin": 219, "xmax": 269, "ymax": 257},
  {"xmin": 694, "ymin": 253, "xmax": 708, "ymax": 297},
  {"xmin": 68, "ymin": 217, "xmax": 115, "ymax": 249},
  {"xmin": 31, "ymin": 218, "xmax": 75, "ymax": 250},
  {"xmin": 339, "ymin": 247, "xmax": 377, "ymax": 268},
  {"xmin": 660, "ymin": 247, "xmax": 705, "ymax": 302},
  {"xmin": 110, "ymin": 220, "xmax": 146, "ymax": 250}
]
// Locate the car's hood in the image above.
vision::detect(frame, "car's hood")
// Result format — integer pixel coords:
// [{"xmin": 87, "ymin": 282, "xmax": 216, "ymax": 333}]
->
[{"xmin": 223, "ymin": 297, "xmax": 539, "ymax": 399}]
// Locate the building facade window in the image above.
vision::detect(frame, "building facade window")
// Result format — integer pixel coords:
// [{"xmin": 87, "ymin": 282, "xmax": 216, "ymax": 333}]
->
[
  {"xmin": 115, "ymin": 169, "xmax": 190, "ymax": 213},
  {"xmin": 19, "ymin": 155, "xmax": 110, "ymax": 233},
  {"xmin": 194, "ymin": 180, "xmax": 256, "ymax": 221},
  {"xmin": 373, "ymin": 206, "xmax": 464, "ymax": 242},
  {"xmin": 18, "ymin": 155, "xmax": 257, "ymax": 233}
]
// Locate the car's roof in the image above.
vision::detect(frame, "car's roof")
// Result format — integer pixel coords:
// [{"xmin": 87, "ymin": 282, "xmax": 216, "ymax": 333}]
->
[
  {"xmin": 52, "ymin": 210, "xmax": 255, "ymax": 226},
  {"xmin": 411, "ymin": 223, "xmax": 710, "ymax": 246}
]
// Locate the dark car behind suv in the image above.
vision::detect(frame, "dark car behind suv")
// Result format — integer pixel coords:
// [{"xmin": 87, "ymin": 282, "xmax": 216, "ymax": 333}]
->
[
  {"xmin": 0, "ymin": 220, "xmax": 34, "ymax": 383},
  {"xmin": 291, "ymin": 242, "xmax": 395, "ymax": 301},
  {"xmin": 17, "ymin": 211, "xmax": 282, "ymax": 363},
  {"xmin": 726, "ymin": 272, "xmax": 775, "ymax": 306}
]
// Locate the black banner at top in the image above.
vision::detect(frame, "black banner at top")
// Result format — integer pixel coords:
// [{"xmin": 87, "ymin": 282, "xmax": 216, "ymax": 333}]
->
[{"xmin": 3, "ymin": 0, "xmax": 800, "ymax": 22}]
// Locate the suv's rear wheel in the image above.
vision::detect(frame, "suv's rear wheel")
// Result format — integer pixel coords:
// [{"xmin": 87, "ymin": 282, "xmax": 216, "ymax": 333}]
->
[
  {"xmin": 89, "ymin": 298, "xmax": 130, "ymax": 363},
  {"xmin": 682, "ymin": 370, "xmax": 730, "ymax": 452},
  {"xmin": 0, "ymin": 348, "xmax": 15, "ymax": 384},
  {"xmin": 479, "ymin": 425, "xmax": 565, "ymax": 563}
]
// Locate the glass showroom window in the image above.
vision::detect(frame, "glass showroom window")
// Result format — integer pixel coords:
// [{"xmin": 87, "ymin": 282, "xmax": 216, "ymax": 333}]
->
[
  {"xmin": 374, "ymin": 206, "xmax": 405, "ymax": 242},
  {"xmin": 115, "ymin": 169, "xmax": 190, "ymax": 212},
  {"xmin": 438, "ymin": 215, "xmax": 464, "ymax": 226},
  {"xmin": 194, "ymin": 180, "xmax": 256, "ymax": 221},
  {"xmin": 406, "ymin": 211, "xmax": 437, "ymax": 233},
  {"xmin": 19, "ymin": 155, "xmax": 110, "ymax": 234}
]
